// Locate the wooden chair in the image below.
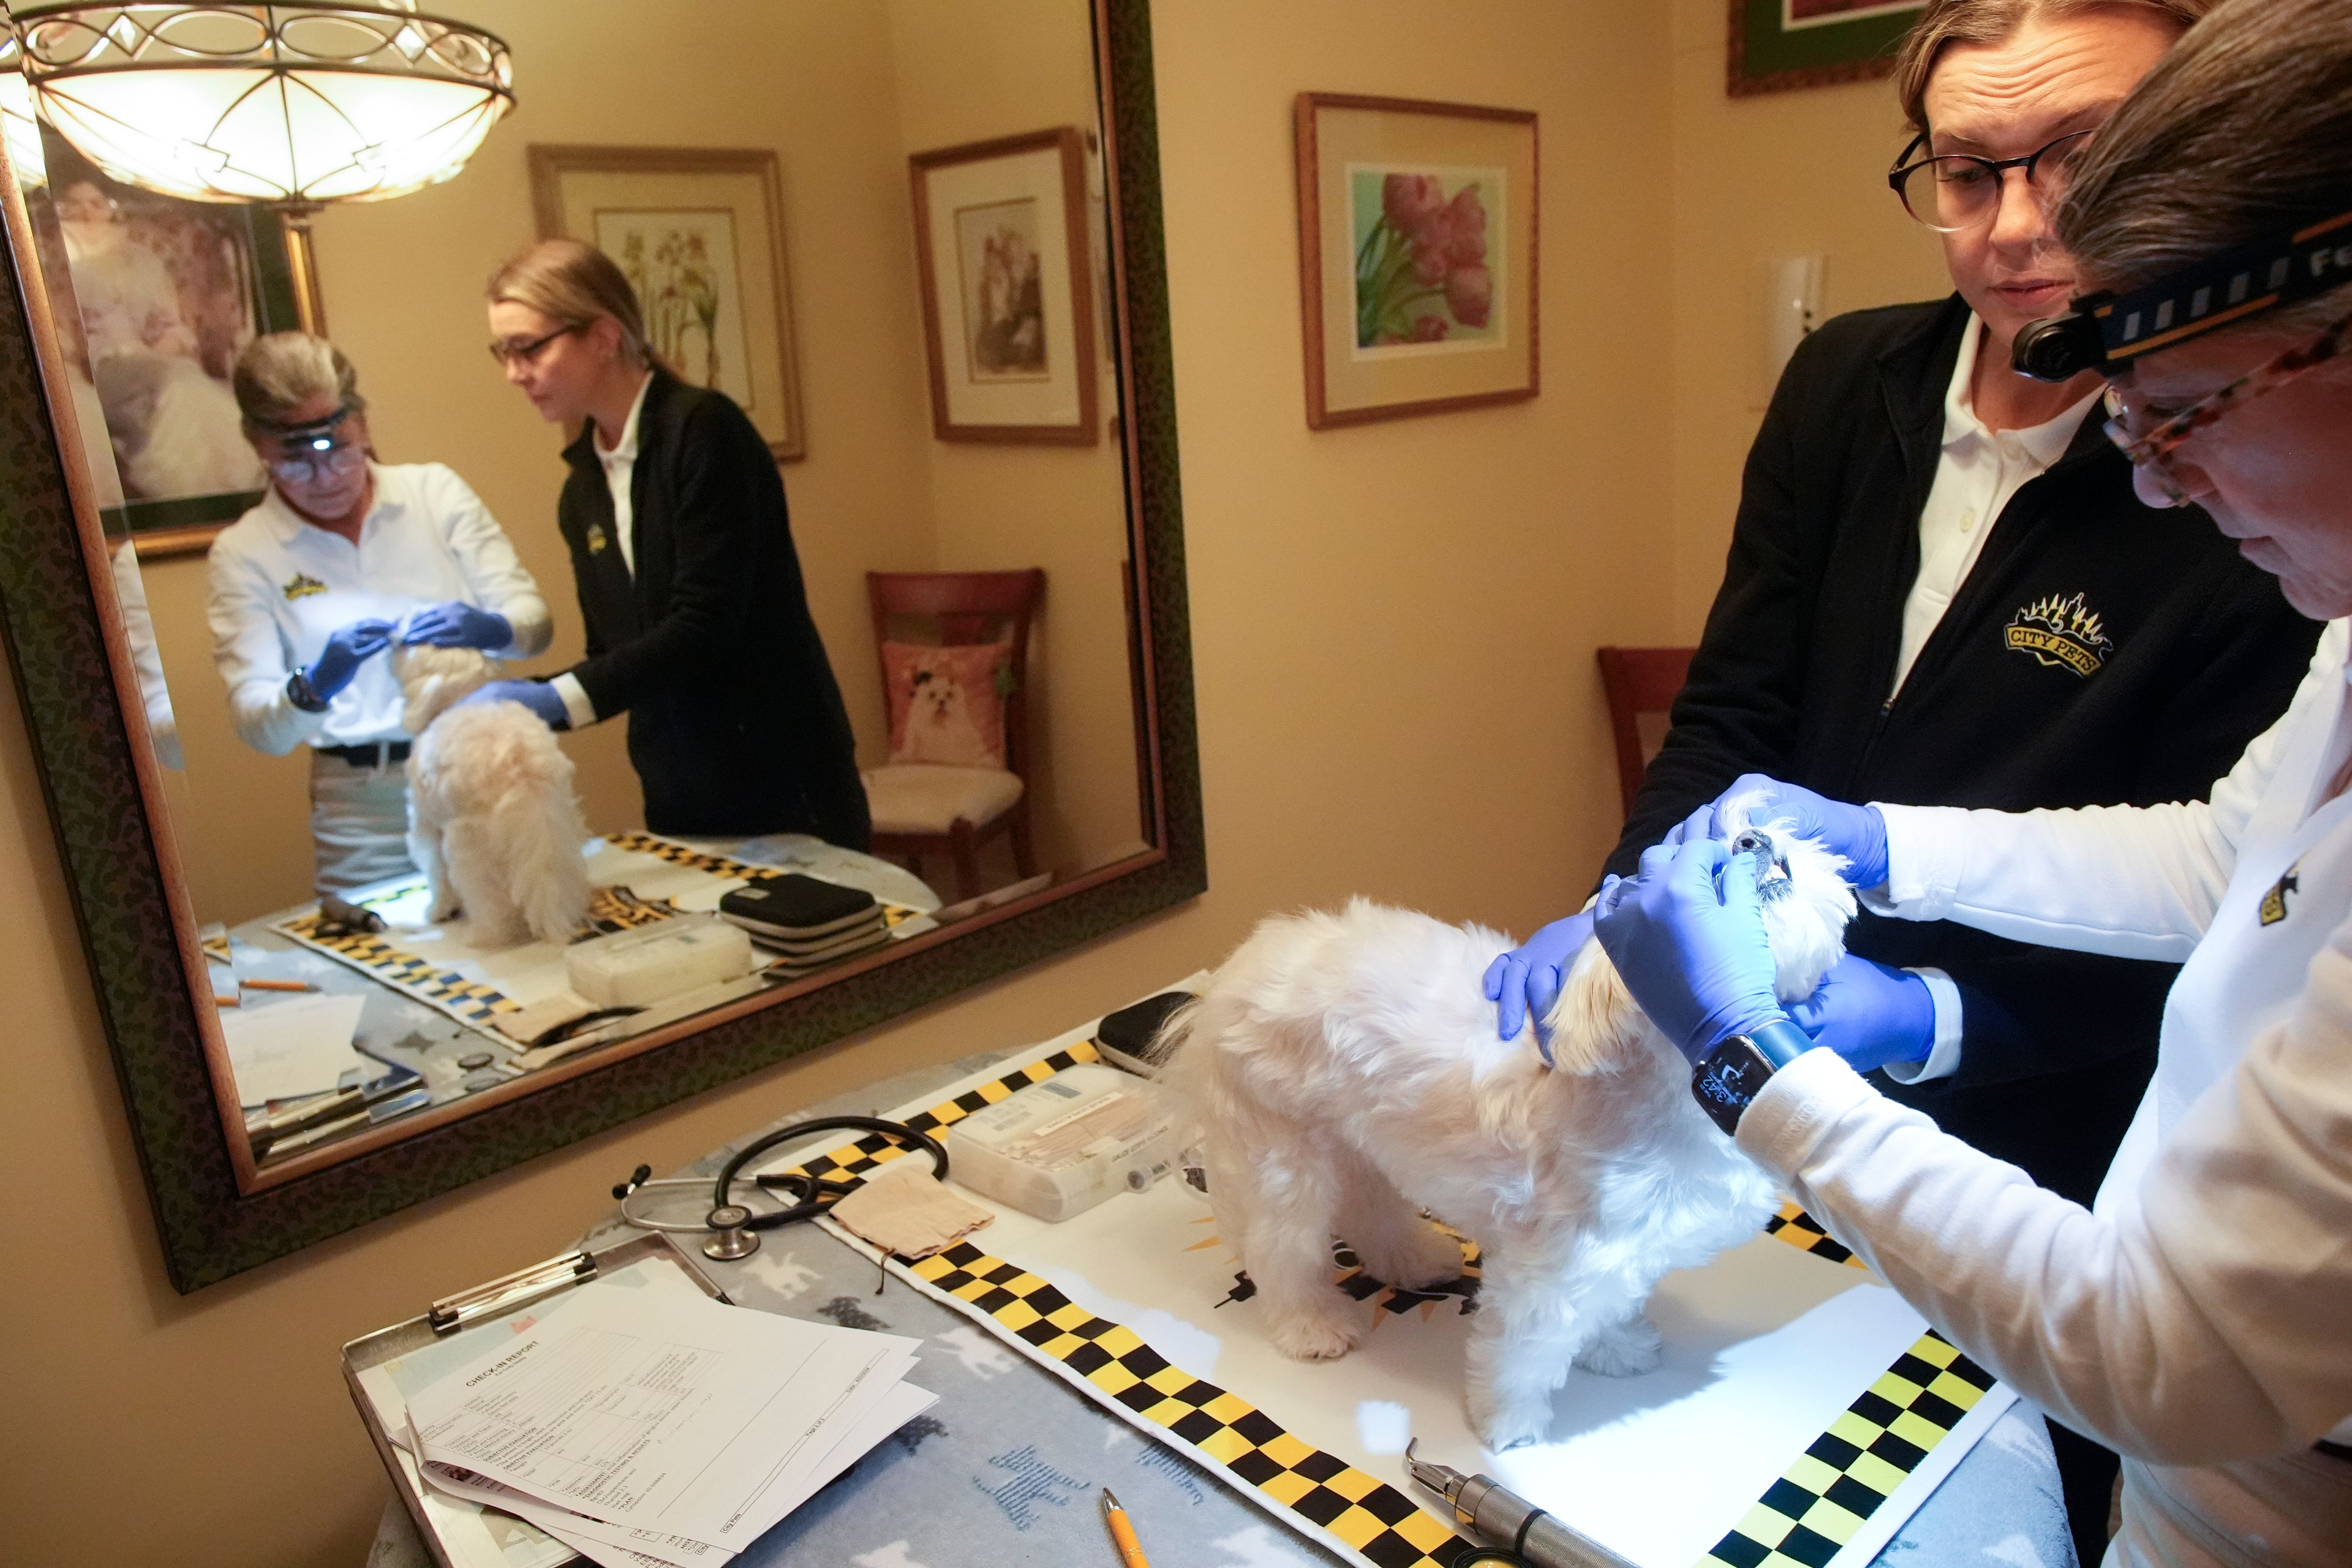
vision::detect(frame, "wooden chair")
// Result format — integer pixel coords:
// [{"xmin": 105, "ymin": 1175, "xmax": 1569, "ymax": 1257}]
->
[
  {"xmin": 1596, "ymin": 646, "xmax": 1695, "ymax": 817},
  {"xmin": 862, "ymin": 569, "xmax": 1046, "ymax": 902}
]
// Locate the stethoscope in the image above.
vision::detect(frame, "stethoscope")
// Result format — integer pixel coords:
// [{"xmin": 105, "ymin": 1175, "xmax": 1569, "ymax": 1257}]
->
[{"xmin": 612, "ymin": 1115, "xmax": 948, "ymax": 1262}]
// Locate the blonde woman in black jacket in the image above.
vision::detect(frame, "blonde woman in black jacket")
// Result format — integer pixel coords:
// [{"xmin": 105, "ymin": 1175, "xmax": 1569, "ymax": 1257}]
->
[{"xmin": 475, "ymin": 239, "xmax": 868, "ymax": 849}]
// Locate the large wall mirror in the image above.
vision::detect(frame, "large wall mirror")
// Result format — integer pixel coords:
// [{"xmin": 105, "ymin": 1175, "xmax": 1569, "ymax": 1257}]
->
[{"xmin": 0, "ymin": 0, "xmax": 1199, "ymax": 1290}]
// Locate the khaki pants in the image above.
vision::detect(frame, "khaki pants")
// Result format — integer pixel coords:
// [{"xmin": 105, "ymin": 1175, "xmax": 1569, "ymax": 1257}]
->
[{"xmin": 309, "ymin": 749, "xmax": 418, "ymax": 895}]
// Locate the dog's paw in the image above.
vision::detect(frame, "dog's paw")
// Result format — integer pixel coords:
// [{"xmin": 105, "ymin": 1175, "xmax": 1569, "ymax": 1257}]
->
[
  {"xmin": 1466, "ymin": 1390, "xmax": 1554, "ymax": 1452},
  {"xmin": 425, "ymin": 897, "xmax": 462, "ymax": 923},
  {"xmin": 1355, "ymin": 1222, "xmax": 1466, "ymax": 1292},
  {"xmin": 1267, "ymin": 1302, "xmax": 1362, "ymax": 1361},
  {"xmin": 1575, "ymin": 1317, "xmax": 1664, "ymax": 1378}
]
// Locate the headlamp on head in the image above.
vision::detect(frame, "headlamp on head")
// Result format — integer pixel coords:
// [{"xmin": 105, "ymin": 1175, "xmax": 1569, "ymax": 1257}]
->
[
  {"xmin": 2013, "ymin": 208, "xmax": 2352, "ymax": 382},
  {"xmin": 252, "ymin": 396, "xmax": 366, "ymax": 448}
]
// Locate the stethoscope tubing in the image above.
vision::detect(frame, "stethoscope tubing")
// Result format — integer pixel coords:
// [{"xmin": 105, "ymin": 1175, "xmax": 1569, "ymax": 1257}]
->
[{"xmin": 615, "ymin": 1115, "xmax": 949, "ymax": 1236}]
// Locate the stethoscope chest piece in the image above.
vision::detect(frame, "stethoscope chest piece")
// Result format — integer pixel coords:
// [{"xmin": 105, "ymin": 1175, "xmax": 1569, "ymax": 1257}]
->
[{"xmin": 702, "ymin": 1204, "xmax": 760, "ymax": 1261}]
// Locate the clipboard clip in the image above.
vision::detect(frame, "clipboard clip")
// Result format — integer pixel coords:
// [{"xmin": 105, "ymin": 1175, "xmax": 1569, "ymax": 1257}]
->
[{"xmin": 428, "ymin": 1249, "xmax": 596, "ymax": 1335}]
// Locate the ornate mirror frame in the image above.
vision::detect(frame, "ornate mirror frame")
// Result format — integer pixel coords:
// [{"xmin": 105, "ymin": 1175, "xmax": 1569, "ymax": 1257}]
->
[{"xmin": 0, "ymin": 0, "xmax": 1199, "ymax": 1291}]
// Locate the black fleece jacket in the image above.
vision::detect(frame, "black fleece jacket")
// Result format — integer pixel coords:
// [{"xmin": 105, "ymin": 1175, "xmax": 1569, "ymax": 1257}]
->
[
  {"xmin": 1605, "ymin": 295, "xmax": 2321, "ymax": 1205},
  {"xmin": 556, "ymin": 370, "xmax": 869, "ymax": 848}
]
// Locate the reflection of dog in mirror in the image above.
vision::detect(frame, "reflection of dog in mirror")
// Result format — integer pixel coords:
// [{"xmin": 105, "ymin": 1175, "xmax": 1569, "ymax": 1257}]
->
[
  {"xmin": 1159, "ymin": 823, "xmax": 1853, "ymax": 1451},
  {"xmin": 394, "ymin": 644, "xmax": 592, "ymax": 950},
  {"xmin": 900, "ymin": 660, "xmax": 996, "ymax": 767}
]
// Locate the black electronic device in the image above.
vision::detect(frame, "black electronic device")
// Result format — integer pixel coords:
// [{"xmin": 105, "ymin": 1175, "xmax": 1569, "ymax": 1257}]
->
[
  {"xmin": 1093, "ymin": 990, "xmax": 1196, "ymax": 1075},
  {"xmin": 718, "ymin": 875, "xmax": 880, "ymax": 940}
]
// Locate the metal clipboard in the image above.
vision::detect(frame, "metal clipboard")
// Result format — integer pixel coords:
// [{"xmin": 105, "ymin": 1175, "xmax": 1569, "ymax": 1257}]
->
[{"xmin": 340, "ymin": 1232, "xmax": 727, "ymax": 1568}]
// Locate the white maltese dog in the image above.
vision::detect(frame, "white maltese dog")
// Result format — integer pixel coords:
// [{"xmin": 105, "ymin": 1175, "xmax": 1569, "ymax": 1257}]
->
[
  {"xmin": 395, "ymin": 644, "xmax": 592, "ymax": 951},
  {"xmin": 1161, "ymin": 823, "xmax": 1853, "ymax": 1450}
]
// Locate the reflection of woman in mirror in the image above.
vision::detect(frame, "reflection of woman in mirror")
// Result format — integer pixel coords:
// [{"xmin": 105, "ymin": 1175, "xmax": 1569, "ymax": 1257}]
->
[
  {"xmin": 478, "ymin": 239, "xmax": 869, "ymax": 848},
  {"xmin": 55, "ymin": 178, "xmax": 260, "ymax": 502},
  {"xmin": 206, "ymin": 333, "xmax": 553, "ymax": 895}
]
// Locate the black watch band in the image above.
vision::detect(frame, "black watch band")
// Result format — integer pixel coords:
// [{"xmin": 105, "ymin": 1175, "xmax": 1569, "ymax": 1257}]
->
[
  {"xmin": 285, "ymin": 669, "xmax": 330, "ymax": 714},
  {"xmin": 1691, "ymin": 1017, "xmax": 1812, "ymax": 1136}
]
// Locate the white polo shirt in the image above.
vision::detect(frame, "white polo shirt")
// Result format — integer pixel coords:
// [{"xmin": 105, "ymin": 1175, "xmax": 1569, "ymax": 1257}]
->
[
  {"xmin": 206, "ymin": 462, "xmax": 552, "ymax": 755},
  {"xmin": 1883, "ymin": 317, "xmax": 2100, "ymax": 1084},
  {"xmin": 550, "ymin": 370, "xmax": 650, "ymax": 731}
]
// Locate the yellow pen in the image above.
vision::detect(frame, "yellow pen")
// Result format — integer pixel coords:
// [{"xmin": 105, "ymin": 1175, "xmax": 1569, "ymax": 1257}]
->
[{"xmin": 1100, "ymin": 1487, "xmax": 1151, "ymax": 1568}]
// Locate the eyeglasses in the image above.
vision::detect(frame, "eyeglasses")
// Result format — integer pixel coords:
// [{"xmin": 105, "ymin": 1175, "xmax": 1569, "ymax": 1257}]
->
[
  {"xmin": 487, "ymin": 322, "xmax": 583, "ymax": 368},
  {"xmin": 262, "ymin": 416, "xmax": 369, "ymax": 485},
  {"xmin": 1888, "ymin": 129, "xmax": 2097, "ymax": 233},
  {"xmin": 2102, "ymin": 306, "xmax": 2352, "ymax": 504}
]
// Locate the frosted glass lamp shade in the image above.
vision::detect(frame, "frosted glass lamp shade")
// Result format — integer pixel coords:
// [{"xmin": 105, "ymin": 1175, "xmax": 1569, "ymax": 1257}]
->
[
  {"xmin": 0, "ymin": 34, "xmax": 43, "ymax": 185},
  {"xmin": 15, "ymin": 3, "xmax": 513, "ymax": 205}
]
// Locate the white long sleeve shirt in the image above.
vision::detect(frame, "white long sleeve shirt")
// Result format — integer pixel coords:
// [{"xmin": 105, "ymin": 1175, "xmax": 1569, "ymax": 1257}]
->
[
  {"xmin": 206, "ymin": 462, "xmax": 551, "ymax": 754},
  {"xmin": 1737, "ymin": 619, "xmax": 2352, "ymax": 1565}
]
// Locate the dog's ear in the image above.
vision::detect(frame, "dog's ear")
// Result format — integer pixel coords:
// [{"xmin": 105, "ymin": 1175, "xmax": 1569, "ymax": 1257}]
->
[{"xmin": 1540, "ymin": 940, "xmax": 1649, "ymax": 1075}]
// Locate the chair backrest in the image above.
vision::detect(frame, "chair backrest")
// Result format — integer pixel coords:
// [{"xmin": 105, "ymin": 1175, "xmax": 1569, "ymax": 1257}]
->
[
  {"xmin": 1595, "ymin": 646, "xmax": 1695, "ymax": 816},
  {"xmin": 867, "ymin": 569, "xmax": 1046, "ymax": 776}
]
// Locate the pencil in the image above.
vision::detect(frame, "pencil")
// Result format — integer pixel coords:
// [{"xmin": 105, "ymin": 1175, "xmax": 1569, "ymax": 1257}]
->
[
  {"xmin": 214, "ymin": 992, "xmax": 239, "ymax": 1006},
  {"xmin": 1100, "ymin": 1488, "xmax": 1150, "ymax": 1568},
  {"xmin": 241, "ymin": 978, "xmax": 318, "ymax": 993}
]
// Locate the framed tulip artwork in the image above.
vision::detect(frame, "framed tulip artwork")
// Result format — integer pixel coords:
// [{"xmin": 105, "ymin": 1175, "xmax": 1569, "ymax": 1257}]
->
[
  {"xmin": 1294, "ymin": 93, "xmax": 1538, "ymax": 429},
  {"xmin": 1728, "ymin": 0, "xmax": 1926, "ymax": 97}
]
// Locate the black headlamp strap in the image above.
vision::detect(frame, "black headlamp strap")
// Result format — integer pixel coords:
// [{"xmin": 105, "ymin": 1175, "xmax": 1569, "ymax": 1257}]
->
[
  {"xmin": 2015, "ymin": 206, "xmax": 2352, "ymax": 381},
  {"xmin": 252, "ymin": 395, "xmax": 364, "ymax": 445},
  {"xmin": 2092, "ymin": 207, "xmax": 2352, "ymax": 367}
]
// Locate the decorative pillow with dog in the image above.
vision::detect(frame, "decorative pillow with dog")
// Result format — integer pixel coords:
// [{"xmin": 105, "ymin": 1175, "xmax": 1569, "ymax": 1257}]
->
[{"xmin": 882, "ymin": 638, "xmax": 1011, "ymax": 769}]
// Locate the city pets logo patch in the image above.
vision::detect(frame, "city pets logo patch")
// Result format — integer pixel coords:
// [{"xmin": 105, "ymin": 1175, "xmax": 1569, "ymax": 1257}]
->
[
  {"xmin": 2260, "ymin": 860, "xmax": 2301, "ymax": 927},
  {"xmin": 281, "ymin": 572, "xmax": 326, "ymax": 601},
  {"xmin": 2005, "ymin": 592, "xmax": 2113, "ymax": 677}
]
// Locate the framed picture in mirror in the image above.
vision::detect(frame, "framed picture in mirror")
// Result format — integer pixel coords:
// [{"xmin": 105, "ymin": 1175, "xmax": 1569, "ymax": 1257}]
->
[
  {"xmin": 529, "ymin": 144, "xmax": 807, "ymax": 461},
  {"xmin": 0, "ymin": 0, "xmax": 1200, "ymax": 1291},
  {"xmin": 31, "ymin": 124, "xmax": 312, "ymax": 559},
  {"xmin": 908, "ymin": 126, "xmax": 1099, "ymax": 446}
]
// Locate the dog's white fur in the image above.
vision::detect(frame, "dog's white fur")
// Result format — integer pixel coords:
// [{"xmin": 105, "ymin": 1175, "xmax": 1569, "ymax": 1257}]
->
[
  {"xmin": 1160, "ymin": 824, "xmax": 1854, "ymax": 1450},
  {"xmin": 394, "ymin": 644, "xmax": 593, "ymax": 951}
]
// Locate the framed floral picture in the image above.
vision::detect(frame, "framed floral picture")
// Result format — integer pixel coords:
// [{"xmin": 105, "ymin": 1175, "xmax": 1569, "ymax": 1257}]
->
[
  {"xmin": 530, "ymin": 145, "xmax": 807, "ymax": 460},
  {"xmin": 908, "ymin": 126, "xmax": 1098, "ymax": 446},
  {"xmin": 1294, "ymin": 93, "xmax": 1538, "ymax": 429},
  {"xmin": 1728, "ymin": 0, "xmax": 1926, "ymax": 97}
]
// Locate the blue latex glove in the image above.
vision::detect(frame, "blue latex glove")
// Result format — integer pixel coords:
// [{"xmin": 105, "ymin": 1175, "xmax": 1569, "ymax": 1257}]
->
[
  {"xmin": 1663, "ymin": 772, "xmax": 1889, "ymax": 890},
  {"xmin": 1790, "ymin": 953, "xmax": 1936, "ymax": 1072},
  {"xmin": 1592, "ymin": 837, "xmax": 1787, "ymax": 1063},
  {"xmin": 1482, "ymin": 909, "xmax": 1595, "ymax": 1057},
  {"xmin": 402, "ymin": 601, "xmax": 512, "ymax": 650},
  {"xmin": 454, "ymin": 679, "xmax": 568, "ymax": 729},
  {"xmin": 303, "ymin": 617, "xmax": 394, "ymax": 701}
]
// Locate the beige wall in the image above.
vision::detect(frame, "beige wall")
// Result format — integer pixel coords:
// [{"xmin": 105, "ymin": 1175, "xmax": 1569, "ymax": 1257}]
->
[{"xmin": 0, "ymin": 5, "xmax": 1953, "ymax": 1564}]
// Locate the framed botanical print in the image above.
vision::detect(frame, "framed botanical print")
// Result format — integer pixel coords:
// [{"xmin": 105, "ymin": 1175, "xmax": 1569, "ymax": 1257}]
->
[
  {"xmin": 1729, "ymin": 0, "xmax": 1926, "ymax": 97},
  {"xmin": 1293, "ymin": 93, "xmax": 1538, "ymax": 429},
  {"xmin": 908, "ymin": 126, "xmax": 1098, "ymax": 447},
  {"xmin": 32, "ymin": 127, "xmax": 308, "ymax": 559},
  {"xmin": 530, "ymin": 145, "xmax": 808, "ymax": 460}
]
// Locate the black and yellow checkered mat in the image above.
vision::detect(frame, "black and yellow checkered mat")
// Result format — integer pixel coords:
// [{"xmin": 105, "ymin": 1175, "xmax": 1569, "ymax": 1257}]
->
[
  {"xmin": 601, "ymin": 832, "xmax": 925, "ymax": 929},
  {"xmin": 778, "ymin": 1039, "xmax": 1997, "ymax": 1568},
  {"xmin": 273, "ymin": 834, "xmax": 922, "ymax": 1031},
  {"xmin": 1698, "ymin": 1330, "xmax": 1996, "ymax": 1567}
]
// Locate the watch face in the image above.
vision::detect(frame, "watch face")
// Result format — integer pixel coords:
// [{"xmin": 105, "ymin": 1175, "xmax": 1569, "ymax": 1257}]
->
[{"xmin": 1692, "ymin": 1038, "xmax": 1773, "ymax": 1135}]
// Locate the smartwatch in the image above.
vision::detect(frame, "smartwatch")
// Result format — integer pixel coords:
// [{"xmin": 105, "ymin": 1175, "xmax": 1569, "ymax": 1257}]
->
[
  {"xmin": 1691, "ymin": 1017, "xmax": 1813, "ymax": 1136},
  {"xmin": 285, "ymin": 669, "xmax": 330, "ymax": 714}
]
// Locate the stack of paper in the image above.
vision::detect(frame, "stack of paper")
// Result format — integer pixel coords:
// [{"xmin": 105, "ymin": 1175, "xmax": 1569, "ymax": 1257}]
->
[{"xmin": 394, "ymin": 1279, "xmax": 936, "ymax": 1567}]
